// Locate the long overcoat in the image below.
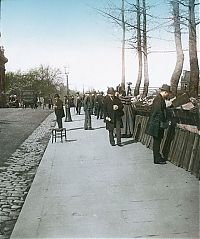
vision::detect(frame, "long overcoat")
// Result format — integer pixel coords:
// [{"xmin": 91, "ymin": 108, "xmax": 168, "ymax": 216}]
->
[
  {"xmin": 83, "ymin": 95, "xmax": 92, "ymax": 112},
  {"xmin": 145, "ymin": 93, "xmax": 167, "ymax": 138},
  {"xmin": 55, "ymin": 98, "xmax": 65, "ymax": 118},
  {"xmin": 103, "ymin": 95, "xmax": 124, "ymax": 131}
]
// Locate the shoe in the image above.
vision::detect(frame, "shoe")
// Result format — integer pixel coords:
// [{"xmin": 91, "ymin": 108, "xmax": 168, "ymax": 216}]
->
[
  {"xmin": 117, "ymin": 143, "xmax": 123, "ymax": 147},
  {"xmin": 160, "ymin": 157, "xmax": 166, "ymax": 162},
  {"xmin": 110, "ymin": 142, "xmax": 115, "ymax": 146},
  {"xmin": 84, "ymin": 128, "xmax": 88, "ymax": 130},
  {"xmin": 154, "ymin": 161, "xmax": 166, "ymax": 164}
]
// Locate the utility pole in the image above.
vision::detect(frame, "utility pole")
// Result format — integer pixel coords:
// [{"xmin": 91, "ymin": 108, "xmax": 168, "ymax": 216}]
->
[{"xmin": 64, "ymin": 67, "xmax": 72, "ymax": 122}]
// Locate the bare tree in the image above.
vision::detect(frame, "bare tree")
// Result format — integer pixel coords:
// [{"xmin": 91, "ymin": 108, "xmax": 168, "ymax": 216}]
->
[
  {"xmin": 170, "ymin": 0, "xmax": 184, "ymax": 95},
  {"xmin": 121, "ymin": 0, "xmax": 126, "ymax": 90},
  {"xmin": 142, "ymin": 0, "xmax": 149, "ymax": 97},
  {"xmin": 188, "ymin": 0, "xmax": 199, "ymax": 97},
  {"xmin": 94, "ymin": 1, "xmax": 128, "ymax": 91},
  {"xmin": 134, "ymin": 0, "xmax": 142, "ymax": 96}
]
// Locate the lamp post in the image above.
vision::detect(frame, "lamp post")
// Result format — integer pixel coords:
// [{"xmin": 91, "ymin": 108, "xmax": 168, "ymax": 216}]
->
[{"xmin": 64, "ymin": 67, "xmax": 72, "ymax": 122}]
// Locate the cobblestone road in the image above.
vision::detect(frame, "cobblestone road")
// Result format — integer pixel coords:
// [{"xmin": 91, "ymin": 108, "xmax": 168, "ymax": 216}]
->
[{"xmin": 0, "ymin": 108, "xmax": 55, "ymax": 238}]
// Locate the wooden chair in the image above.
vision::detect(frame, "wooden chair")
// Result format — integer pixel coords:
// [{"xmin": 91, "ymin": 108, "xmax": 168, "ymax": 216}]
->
[{"xmin": 51, "ymin": 128, "xmax": 67, "ymax": 143}]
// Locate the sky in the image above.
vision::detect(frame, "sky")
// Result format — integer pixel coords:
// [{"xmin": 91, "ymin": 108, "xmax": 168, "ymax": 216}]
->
[{"xmin": 0, "ymin": 0, "xmax": 199, "ymax": 92}]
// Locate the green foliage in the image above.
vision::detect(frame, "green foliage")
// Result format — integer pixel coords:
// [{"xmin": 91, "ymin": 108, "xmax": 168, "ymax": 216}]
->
[{"xmin": 5, "ymin": 65, "xmax": 65, "ymax": 98}]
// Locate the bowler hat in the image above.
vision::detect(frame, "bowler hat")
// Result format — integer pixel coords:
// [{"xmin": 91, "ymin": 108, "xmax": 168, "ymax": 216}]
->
[
  {"xmin": 107, "ymin": 87, "xmax": 115, "ymax": 94},
  {"xmin": 54, "ymin": 93, "xmax": 60, "ymax": 98},
  {"xmin": 160, "ymin": 84, "xmax": 171, "ymax": 93}
]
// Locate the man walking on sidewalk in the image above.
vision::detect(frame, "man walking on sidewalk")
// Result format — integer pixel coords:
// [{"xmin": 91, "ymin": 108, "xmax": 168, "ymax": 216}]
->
[
  {"xmin": 104, "ymin": 87, "xmax": 124, "ymax": 146},
  {"xmin": 146, "ymin": 84, "xmax": 171, "ymax": 164}
]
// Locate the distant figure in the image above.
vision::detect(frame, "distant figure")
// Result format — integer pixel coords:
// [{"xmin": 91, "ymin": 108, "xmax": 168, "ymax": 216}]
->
[
  {"xmin": 90, "ymin": 92, "xmax": 96, "ymax": 115},
  {"xmin": 96, "ymin": 91, "xmax": 104, "ymax": 119},
  {"xmin": 83, "ymin": 91, "xmax": 92, "ymax": 130},
  {"xmin": 146, "ymin": 84, "xmax": 171, "ymax": 164},
  {"xmin": 104, "ymin": 87, "xmax": 124, "ymax": 146},
  {"xmin": 48, "ymin": 94, "xmax": 53, "ymax": 110},
  {"xmin": 40, "ymin": 97, "xmax": 45, "ymax": 109},
  {"xmin": 74, "ymin": 92, "xmax": 82, "ymax": 115},
  {"xmin": 33, "ymin": 95, "xmax": 38, "ymax": 109},
  {"xmin": 54, "ymin": 94, "xmax": 65, "ymax": 128},
  {"xmin": 127, "ymin": 82, "xmax": 132, "ymax": 96}
]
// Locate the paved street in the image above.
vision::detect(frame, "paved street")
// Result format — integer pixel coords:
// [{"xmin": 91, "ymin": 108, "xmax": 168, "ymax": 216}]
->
[
  {"xmin": 11, "ymin": 112, "xmax": 199, "ymax": 238},
  {"xmin": 0, "ymin": 108, "xmax": 52, "ymax": 166},
  {"xmin": 0, "ymin": 108, "xmax": 53, "ymax": 238}
]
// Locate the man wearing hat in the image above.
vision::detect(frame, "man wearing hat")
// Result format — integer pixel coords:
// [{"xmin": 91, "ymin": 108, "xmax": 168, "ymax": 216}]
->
[
  {"xmin": 103, "ymin": 87, "xmax": 124, "ymax": 146},
  {"xmin": 54, "ymin": 94, "xmax": 65, "ymax": 128},
  {"xmin": 146, "ymin": 84, "xmax": 171, "ymax": 164},
  {"xmin": 83, "ymin": 91, "xmax": 93, "ymax": 130}
]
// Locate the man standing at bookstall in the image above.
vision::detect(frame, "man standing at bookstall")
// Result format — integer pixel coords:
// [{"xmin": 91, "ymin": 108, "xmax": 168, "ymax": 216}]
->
[{"xmin": 146, "ymin": 84, "xmax": 172, "ymax": 164}]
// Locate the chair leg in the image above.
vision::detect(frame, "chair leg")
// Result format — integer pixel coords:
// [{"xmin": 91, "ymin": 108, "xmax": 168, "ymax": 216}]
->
[
  {"xmin": 65, "ymin": 129, "xmax": 67, "ymax": 140},
  {"xmin": 61, "ymin": 129, "xmax": 63, "ymax": 142}
]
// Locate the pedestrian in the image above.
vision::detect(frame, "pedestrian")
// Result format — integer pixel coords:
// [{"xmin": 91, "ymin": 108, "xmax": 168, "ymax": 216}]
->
[
  {"xmin": 74, "ymin": 92, "xmax": 82, "ymax": 115},
  {"xmin": 96, "ymin": 91, "xmax": 104, "ymax": 119},
  {"xmin": 103, "ymin": 87, "xmax": 124, "ymax": 146},
  {"xmin": 40, "ymin": 97, "xmax": 45, "ymax": 109},
  {"xmin": 48, "ymin": 94, "xmax": 53, "ymax": 110},
  {"xmin": 145, "ymin": 84, "xmax": 172, "ymax": 164},
  {"xmin": 90, "ymin": 91, "xmax": 96, "ymax": 115},
  {"xmin": 83, "ymin": 91, "xmax": 92, "ymax": 130},
  {"xmin": 54, "ymin": 94, "xmax": 65, "ymax": 128}
]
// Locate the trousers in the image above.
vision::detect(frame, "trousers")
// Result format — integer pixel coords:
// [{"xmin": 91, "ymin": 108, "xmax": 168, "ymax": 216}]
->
[
  {"xmin": 84, "ymin": 110, "xmax": 92, "ymax": 129},
  {"xmin": 108, "ymin": 119, "xmax": 121, "ymax": 145},
  {"xmin": 153, "ymin": 128, "xmax": 164, "ymax": 162},
  {"xmin": 56, "ymin": 116, "xmax": 63, "ymax": 128}
]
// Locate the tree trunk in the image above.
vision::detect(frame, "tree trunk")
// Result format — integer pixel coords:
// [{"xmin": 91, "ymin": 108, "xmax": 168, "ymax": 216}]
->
[
  {"xmin": 188, "ymin": 0, "xmax": 199, "ymax": 97},
  {"xmin": 142, "ymin": 0, "xmax": 149, "ymax": 98},
  {"xmin": 170, "ymin": 0, "xmax": 184, "ymax": 96},
  {"xmin": 121, "ymin": 0, "xmax": 126, "ymax": 91},
  {"xmin": 134, "ymin": 0, "xmax": 142, "ymax": 96}
]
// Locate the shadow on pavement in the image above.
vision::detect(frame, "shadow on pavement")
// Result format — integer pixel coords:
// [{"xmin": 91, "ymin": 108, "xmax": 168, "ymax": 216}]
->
[
  {"xmin": 67, "ymin": 126, "xmax": 105, "ymax": 131},
  {"xmin": 122, "ymin": 139, "xmax": 137, "ymax": 146},
  {"xmin": 67, "ymin": 127, "xmax": 84, "ymax": 131},
  {"xmin": 93, "ymin": 126, "xmax": 106, "ymax": 130},
  {"xmin": 65, "ymin": 139, "xmax": 77, "ymax": 143},
  {"xmin": 71, "ymin": 119, "xmax": 84, "ymax": 122}
]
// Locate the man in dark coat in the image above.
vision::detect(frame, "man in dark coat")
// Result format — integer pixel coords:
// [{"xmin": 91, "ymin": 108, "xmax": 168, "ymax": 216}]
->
[
  {"xmin": 96, "ymin": 91, "xmax": 104, "ymax": 119},
  {"xmin": 146, "ymin": 84, "xmax": 171, "ymax": 164},
  {"xmin": 48, "ymin": 94, "xmax": 53, "ymax": 110},
  {"xmin": 83, "ymin": 91, "xmax": 92, "ymax": 130},
  {"xmin": 54, "ymin": 94, "xmax": 65, "ymax": 128},
  {"xmin": 104, "ymin": 87, "xmax": 124, "ymax": 146},
  {"xmin": 74, "ymin": 92, "xmax": 82, "ymax": 115}
]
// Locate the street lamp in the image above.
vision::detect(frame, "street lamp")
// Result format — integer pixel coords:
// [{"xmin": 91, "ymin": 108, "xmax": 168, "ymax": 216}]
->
[{"xmin": 64, "ymin": 67, "xmax": 72, "ymax": 122}]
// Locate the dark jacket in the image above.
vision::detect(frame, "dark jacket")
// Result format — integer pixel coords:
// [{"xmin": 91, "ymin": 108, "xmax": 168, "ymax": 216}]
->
[
  {"xmin": 96, "ymin": 94, "xmax": 104, "ymax": 107},
  {"xmin": 54, "ymin": 98, "xmax": 65, "ymax": 118},
  {"xmin": 146, "ymin": 93, "xmax": 167, "ymax": 138},
  {"xmin": 83, "ymin": 95, "xmax": 92, "ymax": 112},
  {"xmin": 103, "ymin": 95, "xmax": 124, "ymax": 130}
]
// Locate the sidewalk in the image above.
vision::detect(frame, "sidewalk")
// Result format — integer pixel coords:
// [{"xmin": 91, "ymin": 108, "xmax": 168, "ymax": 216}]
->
[{"xmin": 11, "ymin": 112, "xmax": 199, "ymax": 238}]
